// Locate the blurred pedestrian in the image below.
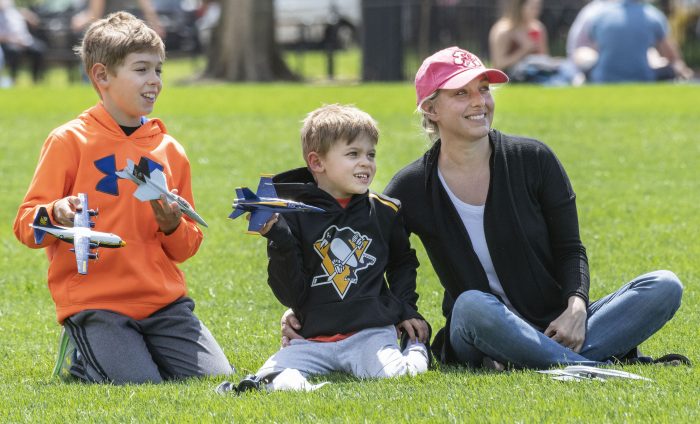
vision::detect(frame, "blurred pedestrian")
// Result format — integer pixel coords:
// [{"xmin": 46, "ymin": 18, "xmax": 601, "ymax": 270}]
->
[
  {"xmin": 72, "ymin": 0, "xmax": 164, "ymax": 37},
  {"xmin": 0, "ymin": 0, "xmax": 46, "ymax": 85}
]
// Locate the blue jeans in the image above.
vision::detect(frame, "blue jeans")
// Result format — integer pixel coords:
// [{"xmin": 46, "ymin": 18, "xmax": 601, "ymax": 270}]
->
[{"xmin": 449, "ymin": 270, "xmax": 683, "ymax": 369}]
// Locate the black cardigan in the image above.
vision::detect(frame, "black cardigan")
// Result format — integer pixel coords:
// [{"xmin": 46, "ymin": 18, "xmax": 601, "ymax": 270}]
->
[{"xmin": 384, "ymin": 130, "xmax": 589, "ymax": 361}]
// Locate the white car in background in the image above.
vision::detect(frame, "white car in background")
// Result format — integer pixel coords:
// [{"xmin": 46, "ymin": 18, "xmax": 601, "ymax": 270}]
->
[{"xmin": 275, "ymin": 0, "xmax": 361, "ymax": 48}]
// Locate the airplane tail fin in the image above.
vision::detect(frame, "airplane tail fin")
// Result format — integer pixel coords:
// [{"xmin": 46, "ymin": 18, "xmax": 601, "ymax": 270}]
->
[
  {"xmin": 114, "ymin": 158, "xmax": 135, "ymax": 179},
  {"xmin": 136, "ymin": 157, "xmax": 152, "ymax": 178},
  {"xmin": 256, "ymin": 175, "xmax": 277, "ymax": 198},
  {"xmin": 31, "ymin": 207, "xmax": 57, "ymax": 244},
  {"xmin": 240, "ymin": 187, "xmax": 259, "ymax": 201}
]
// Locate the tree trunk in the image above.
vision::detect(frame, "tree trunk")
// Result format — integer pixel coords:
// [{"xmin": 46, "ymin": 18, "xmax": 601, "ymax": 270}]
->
[{"xmin": 203, "ymin": 0, "xmax": 296, "ymax": 81}]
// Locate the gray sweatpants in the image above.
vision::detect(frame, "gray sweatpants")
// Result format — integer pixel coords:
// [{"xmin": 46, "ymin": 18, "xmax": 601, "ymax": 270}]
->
[
  {"xmin": 64, "ymin": 297, "xmax": 233, "ymax": 384},
  {"xmin": 257, "ymin": 325, "xmax": 428, "ymax": 391}
]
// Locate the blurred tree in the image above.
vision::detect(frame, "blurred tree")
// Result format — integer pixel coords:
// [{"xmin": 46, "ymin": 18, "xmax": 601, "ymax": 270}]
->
[{"xmin": 203, "ymin": 0, "xmax": 296, "ymax": 81}]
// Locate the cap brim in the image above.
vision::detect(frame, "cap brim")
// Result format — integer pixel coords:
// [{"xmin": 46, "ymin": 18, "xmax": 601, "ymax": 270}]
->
[{"xmin": 440, "ymin": 68, "xmax": 509, "ymax": 90}]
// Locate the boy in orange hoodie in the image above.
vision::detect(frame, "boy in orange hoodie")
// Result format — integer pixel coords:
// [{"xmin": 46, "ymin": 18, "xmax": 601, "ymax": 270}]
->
[{"xmin": 13, "ymin": 12, "xmax": 232, "ymax": 384}]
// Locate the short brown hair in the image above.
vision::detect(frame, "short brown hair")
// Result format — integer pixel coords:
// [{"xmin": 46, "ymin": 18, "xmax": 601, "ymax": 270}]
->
[
  {"xmin": 75, "ymin": 11, "xmax": 165, "ymax": 77},
  {"xmin": 301, "ymin": 104, "xmax": 379, "ymax": 161}
]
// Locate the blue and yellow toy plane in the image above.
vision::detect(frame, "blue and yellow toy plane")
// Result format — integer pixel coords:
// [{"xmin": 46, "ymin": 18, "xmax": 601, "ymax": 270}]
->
[
  {"xmin": 29, "ymin": 193, "xmax": 125, "ymax": 275},
  {"xmin": 229, "ymin": 175, "xmax": 325, "ymax": 233}
]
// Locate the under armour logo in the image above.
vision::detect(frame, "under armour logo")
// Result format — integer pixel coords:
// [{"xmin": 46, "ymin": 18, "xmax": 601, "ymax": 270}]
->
[
  {"xmin": 95, "ymin": 155, "xmax": 119, "ymax": 196},
  {"xmin": 453, "ymin": 50, "xmax": 482, "ymax": 69},
  {"xmin": 94, "ymin": 155, "xmax": 164, "ymax": 196}
]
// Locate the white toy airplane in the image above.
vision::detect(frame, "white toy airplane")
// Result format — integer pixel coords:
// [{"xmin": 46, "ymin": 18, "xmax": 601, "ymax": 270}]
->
[
  {"xmin": 538, "ymin": 365, "xmax": 652, "ymax": 382},
  {"xmin": 29, "ymin": 193, "xmax": 125, "ymax": 275},
  {"xmin": 116, "ymin": 157, "xmax": 208, "ymax": 227}
]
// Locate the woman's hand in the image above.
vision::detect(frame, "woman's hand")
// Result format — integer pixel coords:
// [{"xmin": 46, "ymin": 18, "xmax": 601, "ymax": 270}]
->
[
  {"xmin": 396, "ymin": 318, "xmax": 430, "ymax": 344},
  {"xmin": 544, "ymin": 296, "xmax": 587, "ymax": 352},
  {"xmin": 280, "ymin": 309, "xmax": 303, "ymax": 347}
]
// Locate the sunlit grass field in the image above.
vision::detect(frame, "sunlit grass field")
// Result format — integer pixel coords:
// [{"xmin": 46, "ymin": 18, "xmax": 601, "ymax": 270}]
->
[{"xmin": 0, "ymin": 59, "xmax": 698, "ymax": 422}]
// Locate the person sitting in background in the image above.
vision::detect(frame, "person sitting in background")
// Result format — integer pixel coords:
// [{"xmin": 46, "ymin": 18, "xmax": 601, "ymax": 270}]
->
[
  {"xmin": 0, "ymin": 0, "xmax": 45, "ymax": 85},
  {"xmin": 72, "ymin": 0, "xmax": 164, "ymax": 37},
  {"xmin": 586, "ymin": 0, "xmax": 693, "ymax": 83},
  {"xmin": 488, "ymin": 0, "xmax": 574, "ymax": 84},
  {"xmin": 566, "ymin": 0, "xmax": 611, "ymax": 78}
]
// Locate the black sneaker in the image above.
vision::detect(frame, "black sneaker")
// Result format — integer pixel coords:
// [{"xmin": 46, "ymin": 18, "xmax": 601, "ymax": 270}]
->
[
  {"xmin": 236, "ymin": 374, "xmax": 263, "ymax": 393},
  {"xmin": 614, "ymin": 347, "xmax": 691, "ymax": 366},
  {"xmin": 399, "ymin": 322, "xmax": 433, "ymax": 368},
  {"xmin": 652, "ymin": 354, "xmax": 692, "ymax": 366},
  {"xmin": 215, "ymin": 372, "xmax": 283, "ymax": 395}
]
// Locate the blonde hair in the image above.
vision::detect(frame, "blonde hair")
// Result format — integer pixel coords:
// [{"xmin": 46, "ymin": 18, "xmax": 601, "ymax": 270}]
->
[
  {"xmin": 75, "ymin": 11, "xmax": 165, "ymax": 77},
  {"xmin": 417, "ymin": 91, "xmax": 440, "ymax": 143},
  {"xmin": 301, "ymin": 104, "xmax": 379, "ymax": 161}
]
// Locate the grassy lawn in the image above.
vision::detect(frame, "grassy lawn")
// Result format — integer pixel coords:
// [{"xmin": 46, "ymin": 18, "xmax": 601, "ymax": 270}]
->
[{"xmin": 0, "ymin": 65, "xmax": 698, "ymax": 422}]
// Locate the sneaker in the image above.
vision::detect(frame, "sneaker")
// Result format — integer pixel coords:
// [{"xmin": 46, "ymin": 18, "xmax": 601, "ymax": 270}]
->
[
  {"xmin": 614, "ymin": 347, "xmax": 691, "ymax": 366},
  {"xmin": 236, "ymin": 374, "xmax": 263, "ymax": 393},
  {"xmin": 52, "ymin": 328, "xmax": 74, "ymax": 378},
  {"xmin": 652, "ymin": 354, "xmax": 691, "ymax": 366},
  {"xmin": 400, "ymin": 322, "xmax": 433, "ymax": 368},
  {"xmin": 215, "ymin": 372, "xmax": 282, "ymax": 395},
  {"xmin": 214, "ymin": 380, "xmax": 238, "ymax": 395}
]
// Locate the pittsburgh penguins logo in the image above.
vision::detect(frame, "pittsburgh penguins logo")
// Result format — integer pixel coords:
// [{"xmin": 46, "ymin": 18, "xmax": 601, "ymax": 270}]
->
[{"xmin": 311, "ymin": 225, "xmax": 376, "ymax": 299}]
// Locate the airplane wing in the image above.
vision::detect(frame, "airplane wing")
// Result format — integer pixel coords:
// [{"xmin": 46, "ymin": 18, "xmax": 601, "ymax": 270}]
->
[
  {"xmin": 228, "ymin": 208, "xmax": 246, "ymax": 220},
  {"xmin": 74, "ymin": 193, "xmax": 90, "ymax": 228},
  {"xmin": 74, "ymin": 234, "xmax": 89, "ymax": 275},
  {"xmin": 256, "ymin": 175, "xmax": 277, "ymax": 198},
  {"xmin": 248, "ymin": 210, "xmax": 274, "ymax": 233},
  {"xmin": 538, "ymin": 366, "xmax": 651, "ymax": 381},
  {"xmin": 133, "ymin": 169, "xmax": 168, "ymax": 201}
]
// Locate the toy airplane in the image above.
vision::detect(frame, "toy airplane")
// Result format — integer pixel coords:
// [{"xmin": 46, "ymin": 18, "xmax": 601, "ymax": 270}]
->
[
  {"xmin": 538, "ymin": 365, "xmax": 652, "ymax": 382},
  {"xmin": 30, "ymin": 193, "xmax": 125, "ymax": 275},
  {"xmin": 116, "ymin": 157, "xmax": 208, "ymax": 227},
  {"xmin": 229, "ymin": 175, "xmax": 325, "ymax": 233}
]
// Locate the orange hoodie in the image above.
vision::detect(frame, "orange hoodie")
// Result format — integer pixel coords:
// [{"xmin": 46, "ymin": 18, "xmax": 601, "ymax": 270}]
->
[{"xmin": 13, "ymin": 103, "xmax": 203, "ymax": 323}]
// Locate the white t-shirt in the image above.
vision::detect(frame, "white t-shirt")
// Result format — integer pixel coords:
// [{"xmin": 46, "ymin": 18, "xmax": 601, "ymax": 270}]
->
[{"xmin": 438, "ymin": 170, "xmax": 524, "ymax": 319}]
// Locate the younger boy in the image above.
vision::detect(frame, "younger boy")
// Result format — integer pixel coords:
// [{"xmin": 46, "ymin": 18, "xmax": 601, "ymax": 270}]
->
[
  {"xmin": 219, "ymin": 104, "xmax": 430, "ymax": 393},
  {"xmin": 13, "ymin": 12, "xmax": 232, "ymax": 384}
]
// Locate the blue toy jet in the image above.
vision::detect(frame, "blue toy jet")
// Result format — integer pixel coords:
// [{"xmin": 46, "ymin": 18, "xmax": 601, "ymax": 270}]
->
[
  {"xmin": 29, "ymin": 193, "xmax": 125, "ymax": 275},
  {"xmin": 229, "ymin": 175, "xmax": 325, "ymax": 233}
]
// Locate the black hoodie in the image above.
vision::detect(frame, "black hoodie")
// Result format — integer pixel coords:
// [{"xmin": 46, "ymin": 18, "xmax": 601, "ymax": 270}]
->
[{"xmin": 263, "ymin": 167, "xmax": 423, "ymax": 338}]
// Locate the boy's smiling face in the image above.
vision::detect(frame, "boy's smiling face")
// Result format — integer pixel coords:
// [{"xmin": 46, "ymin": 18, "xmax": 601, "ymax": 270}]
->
[
  {"xmin": 95, "ymin": 51, "xmax": 163, "ymax": 127},
  {"xmin": 308, "ymin": 134, "xmax": 377, "ymax": 200}
]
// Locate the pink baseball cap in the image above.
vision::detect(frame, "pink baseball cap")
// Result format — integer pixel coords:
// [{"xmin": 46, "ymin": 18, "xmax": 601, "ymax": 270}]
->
[{"xmin": 415, "ymin": 46, "xmax": 509, "ymax": 105}]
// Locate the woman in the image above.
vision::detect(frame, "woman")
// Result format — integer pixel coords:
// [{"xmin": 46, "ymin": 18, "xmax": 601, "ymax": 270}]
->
[
  {"xmin": 488, "ymin": 0, "xmax": 575, "ymax": 84},
  {"xmin": 489, "ymin": 0, "xmax": 548, "ymax": 71},
  {"xmin": 283, "ymin": 46, "xmax": 686, "ymax": 370}
]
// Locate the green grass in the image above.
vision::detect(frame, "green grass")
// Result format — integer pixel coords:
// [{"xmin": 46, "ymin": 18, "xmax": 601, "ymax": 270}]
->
[{"xmin": 1, "ymin": 74, "xmax": 698, "ymax": 422}]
